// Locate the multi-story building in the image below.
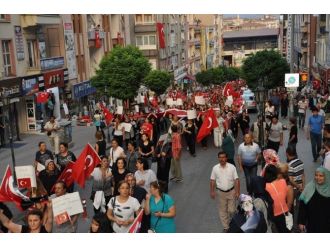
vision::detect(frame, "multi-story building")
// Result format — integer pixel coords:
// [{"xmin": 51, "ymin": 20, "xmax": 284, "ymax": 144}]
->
[
  {"xmin": 222, "ymin": 28, "xmax": 279, "ymax": 67},
  {"xmin": 223, "ymin": 15, "xmax": 279, "ymax": 32}
]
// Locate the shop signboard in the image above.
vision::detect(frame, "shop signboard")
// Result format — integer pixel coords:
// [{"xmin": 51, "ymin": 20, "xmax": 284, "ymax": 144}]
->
[
  {"xmin": 72, "ymin": 80, "xmax": 97, "ymax": 99},
  {"xmin": 40, "ymin": 56, "xmax": 65, "ymax": 71},
  {"xmin": 21, "ymin": 75, "xmax": 40, "ymax": 96}
]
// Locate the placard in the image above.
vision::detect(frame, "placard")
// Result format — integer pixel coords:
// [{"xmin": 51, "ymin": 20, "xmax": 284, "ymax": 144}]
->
[
  {"xmin": 166, "ymin": 98, "xmax": 174, "ymax": 106},
  {"xmin": 63, "ymin": 103, "xmax": 69, "ymax": 115},
  {"xmin": 187, "ymin": 109, "xmax": 197, "ymax": 119},
  {"xmin": 176, "ymin": 98, "xmax": 183, "ymax": 106},
  {"xmin": 15, "ymin": 165, "xmax": 37, "ymax": 188},
  {"xmin": 135, "ymin": 105, "xmax": 139, "ymax": 113},
  {"xmin": 36, "ymin": 162, "xmax": 45, "ymax": 172},
  {"xmin": 195, "ymin": 96, "xmax": 205, "ymax": 105},
  {"xmin": 122, "ymin": 122, "xmax": 132, "ymax": 132},
  {"xmin": 52, "ymin": 192, "xmax": 84, "ymax": 217},
  {"xmin": 116, "ymin": 106, "xmax": 123, "ymax": 115}
]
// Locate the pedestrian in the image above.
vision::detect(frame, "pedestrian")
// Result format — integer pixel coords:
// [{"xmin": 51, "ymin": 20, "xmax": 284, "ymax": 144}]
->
[
  {"xmin": 266, "ymin": 115, "xmax": 284, "ymax": 153},
  {"xmin": 144, "ymin": 181, "xmax": 176, "ymax": 233},
  {"xmin": 89, "ymin": 213, "xmax": 113, "ymax": 233},
  {"xmin": 141, "ymin": 118, "xmax": 154, "ymax": 141},
  {"xmin": 250, "ymin": 176, "xmax": 274, "ymax": 233},
  {"xmin": 35, "ymin": 141, "xmax": 54, "ymax": 166},
  {"xmin": 170, "ymin": 125, "xmax": 183, "ymax": 183},
  {"xmin": 125, "ymin": 173, "xmax": 147, "ymax": 204},
  {"xmin": 228, "ymin": 194, "xmax": 267, "ymax": 233},
  {"xmin": 50, "ymin": 181, "xmax": 80, "ymax": 233},
  {"xmin": 213, "ymin": 110, "xmax": 225, "ymax": 148},
  {"xmin": 229, "ymin": 112, "xmax": 239, "ymax": 139},
  {"xmin": 93, "ymin": 110, "xmax": 102, "ymax": 132},
  {"xmin": 210, "ymin": 151, "xmax": 240, "ymax": 232},
  {"xmin": 44, "ymin": 116, "xmax": 60, "ymax": 155},
  {"xmin": 90, "ymin": 156, "xmax": 113, "ymax": 213},
  {"xmin": 0, "ymin": 205, "xmax": 53, "ymax": 233},
  {"xmin": 238, "ymin": 111, "xmax": 250, "ymax": 136},
  {"xmin": 38, "ymin": 159, "xmax": 61, "ymax": 195},
  {"xmin": 113, "ymin": 117, "xmax": 124, "ymax": 147},
  {"xmin": 109, "ymin": 139, "xmax": 126, "ymax": 168},
  {"xmin": 307, "ymin": 106, "xmax": 324, "ymax": 162},
  {"xmin": 106, "ymin": 181, "xmax": 141, "ymax": 233},
  {"xmin": 265, "ymin": 101, "xmax": 275, "ymax": 120},
  {"xmin": 238, "ymin": 133, "xmax": 261, "ymax": 195},
  {"xmin": 288, "ymin": 117, "xmax": 298, "ymax": 151},
  {"xmin": 138, "ymin": 133, "xmax": 154, "ymax": 169},
  {"xmin": 280, "ymin": 94, "xmax": 289, "ymax": 119},
  {"xmin": 183, "ymin": 119, "xmax": 196, "ymax": 157},
  {"xmin": 56, "ymin": 142, "xmax": 77, "ymax": 171},
  {"xmin": 250, "ymin": 115, "xmax": 267, "ymax": 146},
  {"xmin": 221, "ymin": 130, "xmax": 235, "ymax": 166},
  {"xmin": 277, "ymin": 164, "xmax": 294, "ymax": 213},
  {"xmin": 270, "ymin": 91, "xmax": 280, "ymax": 115},
  {"xmin": 126, "ymin": 141, "xmax": 139, "ymax": 173},
  {"xmin": 95, "ymin": 131, "xmax": 106, "ymax": 157},
  {"xmin": 264, "ymin": 165, "xmax": 291, "ymax": 233},
  {"xmin": 112, "ymin": 157, "xmax": 130, "ymax": 196},
  {"xmin": 169, "ymin": 115, "xmax": 183, "ymax": 135},
  {"xmin": 298, "ymin": 97, "xmax": 308, "ymax": 129},
  {"xmin": 134, "ymin": 158, "xmax": 157, "ymax": 193},
  {"xmin": 298, "ymin": 167, "xmax": 330, "ymax": 233},
  {"xmin": 196, "ymin": 114, "xmax": 208, "ymax": 149},
  {"xmin": 155, "ymin": 137, "xmax": 172, "ymax": 193}
]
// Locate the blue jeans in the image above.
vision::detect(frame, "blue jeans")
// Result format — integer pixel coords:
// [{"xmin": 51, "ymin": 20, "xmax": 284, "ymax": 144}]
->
[
  {"xmin": 242, "ymin": 163, "xmax": 258, "ymax": 195},
  {"xmin": 310, "ymin": 132, "xmax": 322, "ymax": 160},
  {"xmin": 298, "ymin": 113, "xmax": 305, "ymax": 128}
]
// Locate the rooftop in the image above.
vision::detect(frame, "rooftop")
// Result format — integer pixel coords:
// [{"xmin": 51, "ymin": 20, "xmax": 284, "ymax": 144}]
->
[{"xmin": 223, "ymin": 28, "xmax": 279, "ymax": 39}]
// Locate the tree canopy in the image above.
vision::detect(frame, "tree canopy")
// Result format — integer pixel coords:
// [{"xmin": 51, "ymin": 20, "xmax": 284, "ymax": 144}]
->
[
  {"xmin": 241, "ymin": 49, "xmax": 290, "ymax": 89},
  {"xmin": 143, "ymin": 70, "xmax": 172, "ymax": 95},
  {"xmin": 195, "ymin": 66, "xmax": 241, "ymax": 86},
  {"xmin": 91, "ymin": 45, "xmax": 151, "ymax": 100}
]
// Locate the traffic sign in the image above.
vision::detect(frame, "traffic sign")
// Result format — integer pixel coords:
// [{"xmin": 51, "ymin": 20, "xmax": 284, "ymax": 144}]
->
[{"xmin": 285, "ymin": 73, "xmax": 299, "ymax": 88}]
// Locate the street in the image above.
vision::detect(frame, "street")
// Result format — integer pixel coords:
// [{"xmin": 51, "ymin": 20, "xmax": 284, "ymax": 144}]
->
[{"xmin": 0, "ymin": 111, "xmax": 318, "ymax": 233}]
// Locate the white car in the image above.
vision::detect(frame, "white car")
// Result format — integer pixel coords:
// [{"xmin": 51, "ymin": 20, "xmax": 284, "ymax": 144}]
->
[{"xmin": 242, "ymin": 89, "xmax": 257, "ymax": 112}]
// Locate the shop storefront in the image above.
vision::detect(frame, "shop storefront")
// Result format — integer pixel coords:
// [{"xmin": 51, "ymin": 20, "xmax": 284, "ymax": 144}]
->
[
  {"xmin": 72, "ymin": 80, "xmax": 97, "ymax": 116},
  {"xmin": 0, "ymin": 77, "xmax": 22, "ymax": 143}
]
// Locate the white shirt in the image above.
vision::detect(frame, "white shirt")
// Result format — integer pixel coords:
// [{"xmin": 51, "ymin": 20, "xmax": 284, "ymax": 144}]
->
[
  {"xmin": 268, "ymin": 122, "xmax": 283, "ymax": 142},
  {"xmin": 107, "ymin": 196, "xmax": 140, "ymax": 233},
  {"xmin": 319, "ymin": 109, "xmax": 325, "ymax": 118},
  {"xmin": 44, "ymin": 121, "xmax": 60, "ymax": 137},
  {"xmin": 114, "ymin": 123, "xmax": 124, "ymax": 136},
  {"xmin": 210, "ymin": 163, "xmax": 238, "ymax": 191},
  {"xmin": 298, "ymin": 101, "xmax": 308, "ymax": 113},
  {"xmin": 134, "ymin": 169, "xmax": 157, "ymax": 193},
  {"xmin": 109, "ymin": 146, "xmax": 125, "ymax": 167},
  {"xmin": 324, "ymin": 151, "xmax": 330, "ymax": 171}
]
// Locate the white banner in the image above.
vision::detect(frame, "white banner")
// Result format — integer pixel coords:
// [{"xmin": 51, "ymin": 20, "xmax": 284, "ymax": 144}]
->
[
  {"xmin": 176, "ymin": 98, "xmax": 183, "ymax": 106},
  {"xmin": 135, "ymin": 105, "xmax": 139, "ymax": 113},
  {"xmin": 187, "ymin": 109, "xmax": 197, "ymax": 119},
  {"xmin": 52, "ymin": 192, "xmax": 84, "ymax": 217},
  {"xmin": 63, "ymin": 23, "xmax": 77, "ymax": 80},
  {"xmin": 116, "ymin": 106, "xmax": 123, "ymax": 115},
  {"xmin": 15, "ymin": 165, "xmax": 37, "ymax": 187},
  {"xmin": 195, "ymin": 96, "xmax": 205, "ymax": 105},
  {"xmin": 63, "ymin": 103, "xmax": 69, "ymax": 115},
  {"xmin": 166, "ymin": 98, "xmax": 174, "ymax": 106}
]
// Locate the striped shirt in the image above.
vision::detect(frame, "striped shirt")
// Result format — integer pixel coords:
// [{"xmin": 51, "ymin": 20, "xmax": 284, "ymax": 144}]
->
[{"xmin": 288, "ymin": 158, "xmax": 304, "ymax": 185}]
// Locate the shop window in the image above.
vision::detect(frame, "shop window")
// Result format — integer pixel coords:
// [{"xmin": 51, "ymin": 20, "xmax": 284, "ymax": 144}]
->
[{"xmin": 27, "ymin": 40, "xmax": 38, "ymax": 68}]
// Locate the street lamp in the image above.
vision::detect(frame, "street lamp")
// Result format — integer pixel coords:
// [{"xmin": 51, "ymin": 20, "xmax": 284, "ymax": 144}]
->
[{"xmin": 255, "ymin": 85, "xmax": 266, "ymax": 150}]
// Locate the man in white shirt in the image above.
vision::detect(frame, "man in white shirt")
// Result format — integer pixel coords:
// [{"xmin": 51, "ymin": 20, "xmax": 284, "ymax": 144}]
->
[
  {"xmin": 210, "ymin": 151, "xmax": 240, "ymax": 232},
  {"xmin": 298, "ymin": 97, "xmax": 308, "ymax": 128},
  {"xmin": 44, "ymin": 116, "xmax": 60, "ymax": 154}
]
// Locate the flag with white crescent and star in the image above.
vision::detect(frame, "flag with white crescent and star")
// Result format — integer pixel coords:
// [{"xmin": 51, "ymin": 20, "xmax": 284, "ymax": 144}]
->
[
  {"xmin": 55, "ymin": 211, "xmax": 71, "ymax": 225},
  {"xmin": 196, "ymin": 108, "xmax": 219, "ymax": 143},
  {"xmin": 72, "ymin": 144, "xmax": 101, "ymax": 188}
]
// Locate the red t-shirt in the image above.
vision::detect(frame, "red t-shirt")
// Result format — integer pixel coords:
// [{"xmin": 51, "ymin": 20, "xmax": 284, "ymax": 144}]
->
[{"xmin": 141, "ymin": 123, "xmax": 153, "ymax": 139}]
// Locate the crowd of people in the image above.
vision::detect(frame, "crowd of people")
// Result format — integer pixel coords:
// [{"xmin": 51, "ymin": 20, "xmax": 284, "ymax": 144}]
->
[{"xmin": 1, "ymin": 84, "xmax": 330, "ymax": 233}]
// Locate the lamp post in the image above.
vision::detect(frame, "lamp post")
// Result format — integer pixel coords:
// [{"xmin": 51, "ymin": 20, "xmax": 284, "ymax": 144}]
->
[
  {"xmin": 104, "ymin": 86, "xmax": 111, "ymax": 143},
  {"xmin": 255, "ymin": 85, "xmax": 266, "ymax": 151},
  {"xmin": 1, "ymin": 95, "xmax": 17, "ymax": 186}
]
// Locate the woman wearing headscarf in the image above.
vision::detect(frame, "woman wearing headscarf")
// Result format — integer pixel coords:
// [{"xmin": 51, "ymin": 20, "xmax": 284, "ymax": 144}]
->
[
  {"xmin": 250, "ymin": 176, "xmax": 274, "ymax": 233},
  {"xmin": 221, "ymin": 130, "xmax": 235, "ymax": 166},
  {"xmin": 38, "ymin": 159, "xmax": 61, "ymax": 195},
  {"xmin": 298, "ymin": 167, "xmax": 330, "ymax": 233}
]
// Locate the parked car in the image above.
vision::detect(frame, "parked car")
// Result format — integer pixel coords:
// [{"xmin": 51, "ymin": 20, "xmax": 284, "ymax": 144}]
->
[{"xmin": 242, "ymin": 89, "xmax": 257, "ymax": 112}]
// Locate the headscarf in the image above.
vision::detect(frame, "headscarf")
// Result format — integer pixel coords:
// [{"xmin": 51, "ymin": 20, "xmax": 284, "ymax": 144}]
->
[
  {"xmin": 299, "ymin": 167, "xmax": 330, "ymax": 204},
  {"xmin": 44, "ymin": 159, "xmax": 60, "ymax": 175},
  {"xmin": 260, "ymin": 149, "xmax": 279, "ymax": 177}
]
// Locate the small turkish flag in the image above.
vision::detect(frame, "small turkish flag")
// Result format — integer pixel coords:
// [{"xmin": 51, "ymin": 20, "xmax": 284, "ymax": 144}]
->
[
  {"xmin": 196, "ymin": 108, "xmax": 219, "ymax": 143},
  {"xmin": 36, "ymin": 92, "xmax": 49, "ymax": 103},
  {"xmin": 55, "ymin": 211, "xmax": 70, "ymax": 225},
  {"xmin": 17, "ymin": 178, "xmax": 32, "ymax": 189}
]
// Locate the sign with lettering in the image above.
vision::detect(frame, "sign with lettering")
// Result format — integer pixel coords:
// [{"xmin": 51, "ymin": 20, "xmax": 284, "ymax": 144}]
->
[
  {"xmin": 72, "ymin": 80, "xmax": 97, "ymax": 99},
  {"xmin": 21, "ymin": 75, "xmax": 40, "ymax": 96},
  {"xmin": 43, "ymin": 69, "xmax": 64, "ymax": 89},
  {"xmin": 14, "ymin": 26, "xmax": 24, "ymax": 61},
  {"xmin": 40, "ymin": 57, "xmax": 64, "ymax": 71}
]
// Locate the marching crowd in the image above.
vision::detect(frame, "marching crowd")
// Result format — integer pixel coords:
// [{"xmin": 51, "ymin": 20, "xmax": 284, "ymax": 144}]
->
[{"xmin": 1, "ymin": 84, "xmax": 330, "ymax": 233}]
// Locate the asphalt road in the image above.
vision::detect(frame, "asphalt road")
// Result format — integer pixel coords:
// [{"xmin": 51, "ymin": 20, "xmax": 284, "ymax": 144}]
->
[{"xmin": 0, "ymin": 111, "xmax": 318, "ymax": 233}]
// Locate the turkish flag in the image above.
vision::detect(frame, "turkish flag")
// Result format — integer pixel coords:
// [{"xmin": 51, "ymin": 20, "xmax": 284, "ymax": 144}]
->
[
  {"xmin": 128, "ymin": 209, "xmax": 144, "ymax": 233},
  {"xmin": 163, "ymin": 109, "xmax": 187, "ymax": 118},
  {"xmin": 17, "ymin": 178, "xmax": 32, "ymax": 189},
  {"xmin": 0, "ymin": 165, "xmax": 29, "ymax": 210},
  {"xmin": 99, "ymin": 103, "xmax": 113, "ymax": 126},
  {"xmin": 55, "ymin": 161, "xmax": 75, "ymax": 190},
  {"xmin": 36, "ymin": 92, "xmax": 49, "ymax": 103},
  {"xmin": 196, "ymin": 108, "xmax": 219, "ymax": 143},
  {"xmin": 95, "ymin": 31, "xmax": 102, "ymax": 48},
  {"xmin": 72, "ymin": 144, "xmax": 101, "ymax": 188},
  {"xmin": 55, "ymin": 211, "xmax": 70, "ymax": 225},
  {"xmin": 156, "ymin": 23, "xmax": 166, "ymax": 49},
  {"xmin": 223, "ymin": 83, "xmax": 234, "ymax": 97},
  {"xmin": 141, "ymin": 122, "xmax": 153, "ymax": 140}
]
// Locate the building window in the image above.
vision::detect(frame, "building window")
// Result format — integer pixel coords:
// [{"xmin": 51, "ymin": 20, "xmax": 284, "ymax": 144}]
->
[
  {"xmin": 27, "ymin": 40, "xmax": 37, "ymax": 68},
  {"xmin": 0, "ymin": 14, "xmax": 5, "ymax": 20},
  {"xmin": 135, "ymin": 14, "xmax": 155, "ymax": 25},
  {"xmin": 135, "ymin": 35, "xmax": 156, "ymax": 48},
  {"xmin": 1, "ymin": 40, "xmax": 13, "ymax": 77}
]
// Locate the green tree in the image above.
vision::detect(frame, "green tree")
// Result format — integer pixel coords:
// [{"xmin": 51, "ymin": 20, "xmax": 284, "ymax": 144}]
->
[
  {"xmin": 143, "ymin": 70, "xmax": 172, "ymax": 95},
  {"xmin": 91, "ymin": 45, "xmax": 151, "ymax": 100},
  {"xmin": 241, "ymin": 50, "xmax": 290, "ymax": 89},
  {"xmin": 195, "ymin": 69, "xmax": 214, "ymax": 86}
]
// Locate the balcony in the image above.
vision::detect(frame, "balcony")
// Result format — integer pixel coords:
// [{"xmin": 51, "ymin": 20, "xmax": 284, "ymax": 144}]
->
[
  {"xmin": 135, "ymin": 24, "xmax": 156, "ymax": 33},
  {"xmin": 21, "ymin": 15, "xmax": 61, "ymax": 28},
  {"xmin": 88, "ymin": 30, "xmax": 106, "ymax": 40}
]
